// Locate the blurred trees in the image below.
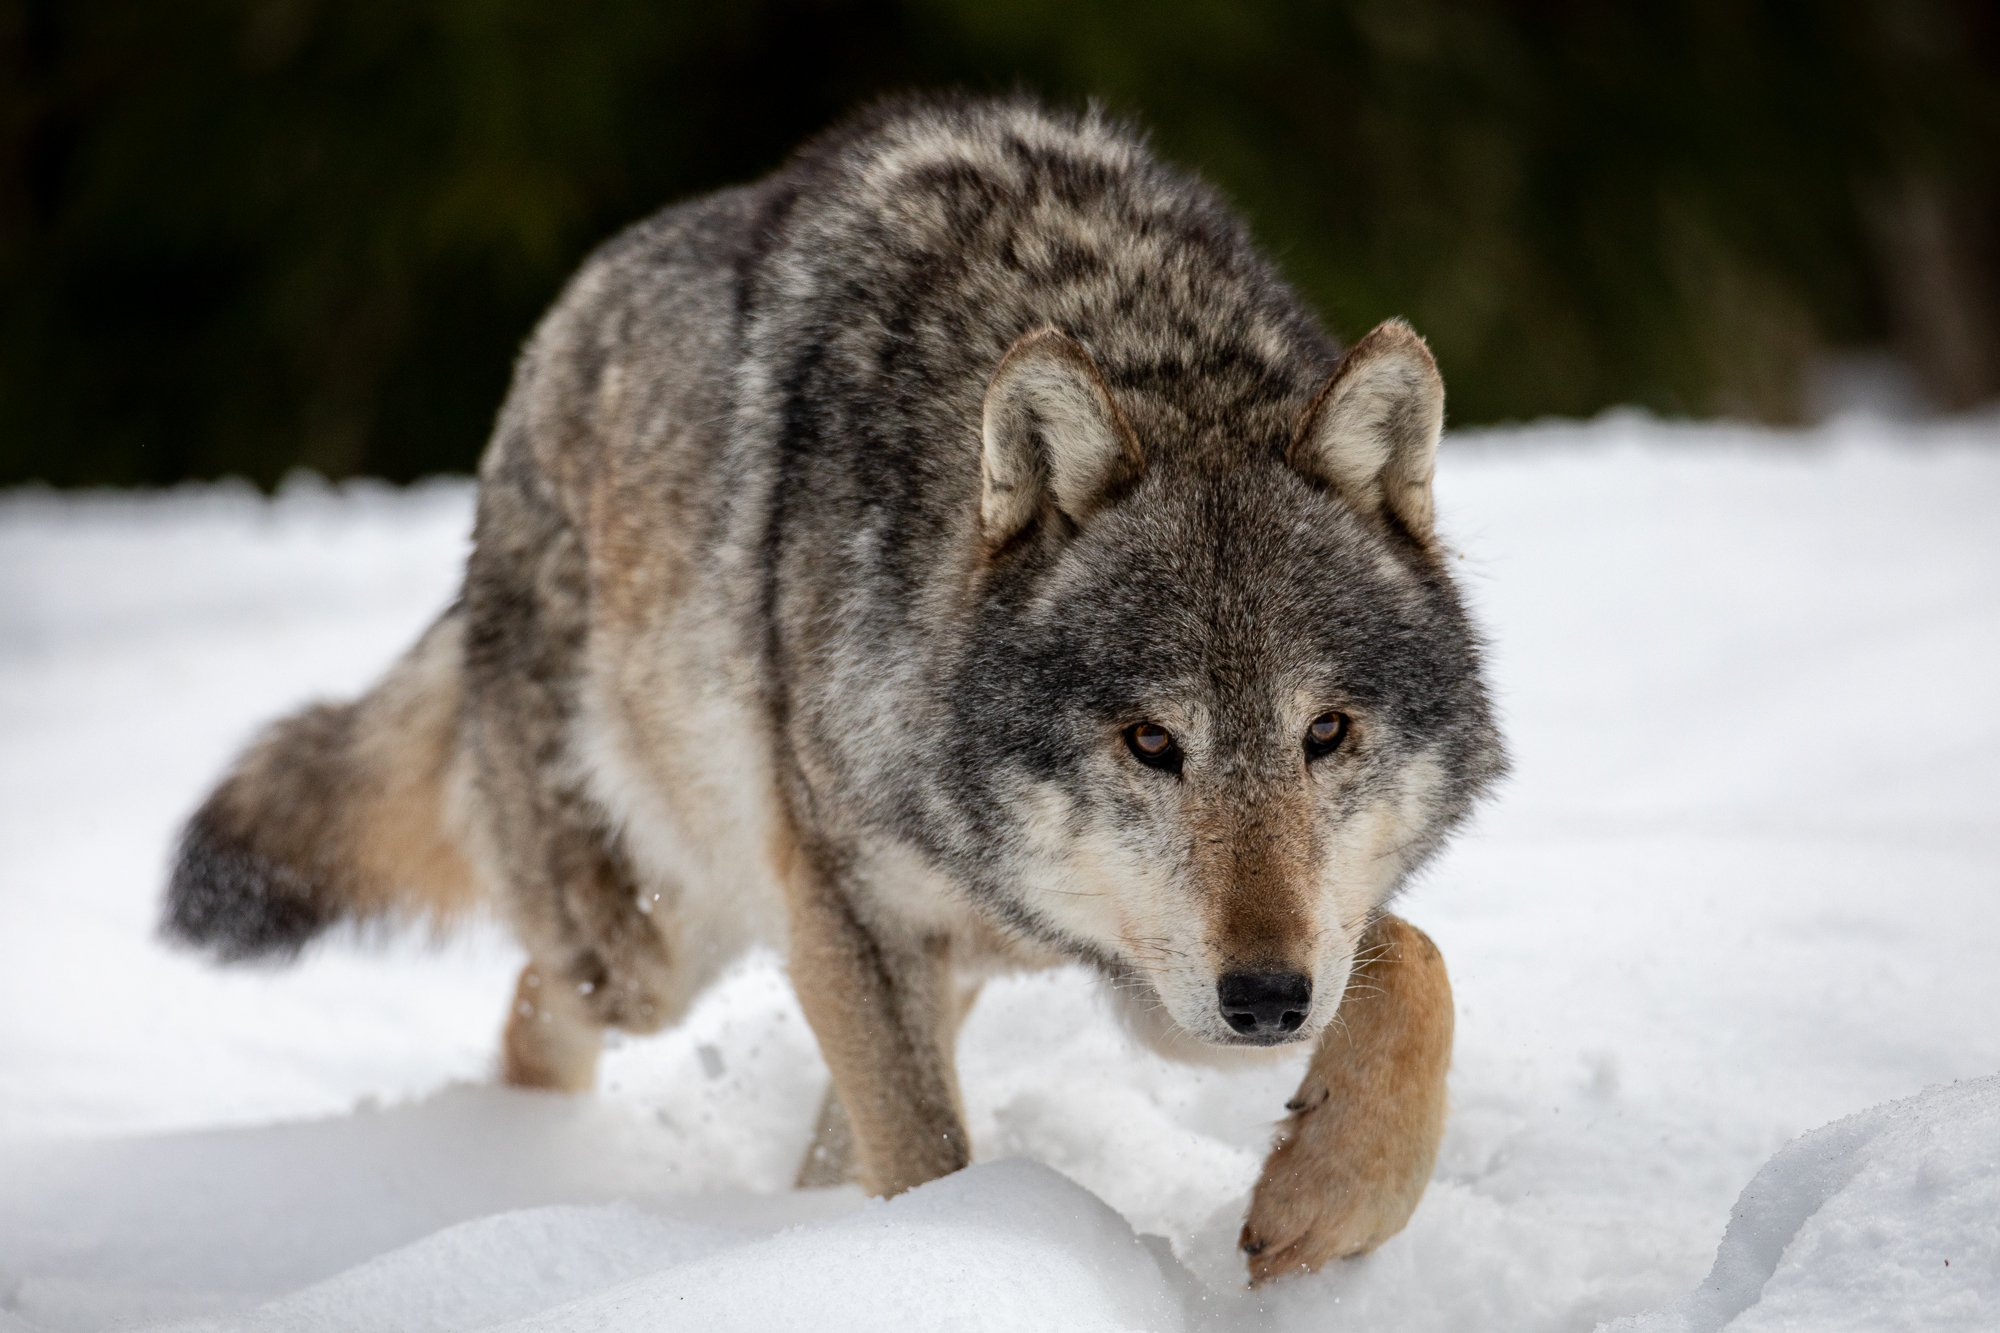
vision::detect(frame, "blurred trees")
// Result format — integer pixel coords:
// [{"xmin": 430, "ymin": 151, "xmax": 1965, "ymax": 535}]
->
[{"xmin": 3, "ymin": 0, "xmax": 1996, "ymax": 487}]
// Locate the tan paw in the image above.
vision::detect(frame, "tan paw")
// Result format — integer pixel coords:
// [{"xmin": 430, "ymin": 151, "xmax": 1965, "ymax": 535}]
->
[
  {"xmin": 500, "ymin": 964, "xmax": 603, "ymax": 1092},
  {"xmin": 1238, "ymin": 915, "xmax": 1454, "ymax": 1284},
  {"xmin": 1239, "ymin": 1078, "xmax": 1430, "ymax": 1282}
]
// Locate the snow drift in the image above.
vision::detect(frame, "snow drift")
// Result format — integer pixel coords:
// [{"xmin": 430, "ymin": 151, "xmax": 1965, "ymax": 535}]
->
[{"xmin": 1612, "ymin": 1075, "xmax": 1999, "ymax": 1332}]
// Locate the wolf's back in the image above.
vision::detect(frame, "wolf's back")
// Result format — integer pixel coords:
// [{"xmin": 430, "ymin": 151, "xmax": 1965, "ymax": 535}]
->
[{"xmin": 162, "ymin": 606, "xmax": 481, "ymax": 961}]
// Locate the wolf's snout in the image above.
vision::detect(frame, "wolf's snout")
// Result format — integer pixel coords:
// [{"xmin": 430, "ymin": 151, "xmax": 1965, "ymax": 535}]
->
[{"xmin": 1217, "ymin": 971, "xmax": 1311, "ymax": 1038}]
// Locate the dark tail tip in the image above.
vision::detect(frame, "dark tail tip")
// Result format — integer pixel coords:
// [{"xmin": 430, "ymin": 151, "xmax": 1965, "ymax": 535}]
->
[{"xmin": 160, "ymin": 810, "xmax": 334, "ymax": 963}]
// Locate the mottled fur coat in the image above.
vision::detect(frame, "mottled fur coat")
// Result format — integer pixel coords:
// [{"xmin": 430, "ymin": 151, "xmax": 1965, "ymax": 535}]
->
[{"xmin": 166, "ymin": 96, "xmax": 1504, "ymax": 1281}]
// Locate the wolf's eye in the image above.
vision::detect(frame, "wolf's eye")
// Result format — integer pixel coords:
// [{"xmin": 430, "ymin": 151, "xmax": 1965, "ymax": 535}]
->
[
  {"xmin": 1304, "ymin": 711, "xmax": 1350, "ymax": 760},
  {"xmin": 1124, "ymin": 722, "xmax": 1182, "ymax": 774}
]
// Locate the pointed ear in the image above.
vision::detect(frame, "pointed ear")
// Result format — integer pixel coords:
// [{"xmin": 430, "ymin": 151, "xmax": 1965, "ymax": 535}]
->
[
  {"xmin": 1288, "ymin": 319, "xmax": 1445, "ymax": 544},
  {"xmin": 980, "ymin": 328, "xmax": 1143, "ymax": 548}
]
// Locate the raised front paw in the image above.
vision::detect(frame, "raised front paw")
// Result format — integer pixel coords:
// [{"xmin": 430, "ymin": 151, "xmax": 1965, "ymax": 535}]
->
[
  {"xmin": 1238, "ymin": 915, "xmax": 1455, "ymax": 1284},
  {"xmin": 1239, "ymin": 1076, "xmax": 1432, "ymax": 1282}
]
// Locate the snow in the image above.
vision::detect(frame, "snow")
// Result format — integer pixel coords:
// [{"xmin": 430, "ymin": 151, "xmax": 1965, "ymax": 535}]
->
[
  {"xmin": 3, "ymin": 410, "xmax": 1998, "ymax": 1331},
  {"xmin": 1610, "ymin": 1075, "xmax": 1999, "ymax": 1332}
]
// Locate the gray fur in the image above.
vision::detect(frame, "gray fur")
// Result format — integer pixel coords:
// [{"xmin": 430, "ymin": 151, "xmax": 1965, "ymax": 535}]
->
[{"xmin": 165, "ymin": 95, "xmax": 1505, "ymax": 1209}]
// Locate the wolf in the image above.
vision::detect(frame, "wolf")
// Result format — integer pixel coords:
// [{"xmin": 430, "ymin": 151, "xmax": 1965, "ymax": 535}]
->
[{"xmin": 163, "ymin": 95, "xmax": 1504, "ymax": 1281}]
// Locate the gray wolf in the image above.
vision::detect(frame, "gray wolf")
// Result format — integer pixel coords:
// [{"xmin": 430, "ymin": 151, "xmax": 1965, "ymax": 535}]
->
[{"xmin": 163, "ymin": 95, "xmax": 1504, "ymax": 1282}]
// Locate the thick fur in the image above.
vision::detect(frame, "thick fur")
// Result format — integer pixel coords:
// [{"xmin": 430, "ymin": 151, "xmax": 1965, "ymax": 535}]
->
[{"xmin": 162, "ymin": 96, "xmax": 1505, "ymax": 1279}]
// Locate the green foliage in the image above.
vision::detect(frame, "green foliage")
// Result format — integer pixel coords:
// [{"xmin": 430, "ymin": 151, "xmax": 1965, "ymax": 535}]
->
[{"xmin": 4, "ymin": 0, "xmax": 1995, "ymax": 486}]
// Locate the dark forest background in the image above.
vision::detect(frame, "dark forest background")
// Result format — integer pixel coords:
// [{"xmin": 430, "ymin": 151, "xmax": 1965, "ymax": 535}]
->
[{"xmin": 4, "ymin": 0, "xmax": 1997, "ymax": 488}]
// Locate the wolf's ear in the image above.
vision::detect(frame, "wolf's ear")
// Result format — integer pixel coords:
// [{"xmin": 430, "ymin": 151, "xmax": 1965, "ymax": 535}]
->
[
  {"xmin": 981, "ymin": 328, "xmax": 1143, "ymax": 548},
  {"xmin": 1288, "ymin": 319, "xmax": 1445, "ymax": 544}
]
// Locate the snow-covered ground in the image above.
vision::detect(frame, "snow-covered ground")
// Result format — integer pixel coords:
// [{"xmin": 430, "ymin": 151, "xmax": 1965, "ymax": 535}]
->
[{"xmin": 2, "ymin": 412, "xmax": 1997, "ymax": 1331}]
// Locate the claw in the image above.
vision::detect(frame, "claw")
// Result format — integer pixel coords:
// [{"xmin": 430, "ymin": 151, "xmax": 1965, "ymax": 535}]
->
[{"xmin": 1282, "ymin": 1082, "xmax": 1327, "ymax": 1115}]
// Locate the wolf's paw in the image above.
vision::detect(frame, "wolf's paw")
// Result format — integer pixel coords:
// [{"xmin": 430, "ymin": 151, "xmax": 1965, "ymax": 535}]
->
[
  {"xmin": 1240, "ymin": 915, "xmax": 1453, "ymax": 1283},
  {"xmin": 1239, "ymin": 1077, "xmax": 1428, "ymax": 1282}
]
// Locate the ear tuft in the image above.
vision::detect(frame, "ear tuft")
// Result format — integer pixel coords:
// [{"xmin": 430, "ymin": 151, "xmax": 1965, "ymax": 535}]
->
[
  {"xmin": 981, "ymin": 329, "xmax": 1143, "ymax": 548},
  {"xmin": 1287, "ymin": 319, "xmax": 1445, "ymax": 544}
]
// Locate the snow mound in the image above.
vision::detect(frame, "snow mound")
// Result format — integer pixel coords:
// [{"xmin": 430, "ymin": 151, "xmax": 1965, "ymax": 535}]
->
[
  {"xmin": 0, "ymin": 1086, "xmax": 1187, "ymax": 1333},
  {"xmin": 155, "ymin": 1159, "xmax": 1187, "ymax": 1333},
  {"xmin": 1608, "ymin": 1076, "xmax": 1999, "ymax": 1333}
]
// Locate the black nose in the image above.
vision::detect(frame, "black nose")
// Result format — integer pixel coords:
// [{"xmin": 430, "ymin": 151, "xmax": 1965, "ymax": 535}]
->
[{"xmin": 1217, "ymin": 971, "xmax": 1311, "ymax": 1037}]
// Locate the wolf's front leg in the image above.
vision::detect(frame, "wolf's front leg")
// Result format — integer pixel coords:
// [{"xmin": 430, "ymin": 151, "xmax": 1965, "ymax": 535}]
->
[
  {"xmin": 797, "ymin": 976, "xmax": 984, "ymax": 1188},
  {"xmin": 1240, "ymin": 913, "xmax": 1454, "ymax": 1283},
  {"xmin": 784, "ymin": 854, "xmax": 970, "ymax": 1196}
]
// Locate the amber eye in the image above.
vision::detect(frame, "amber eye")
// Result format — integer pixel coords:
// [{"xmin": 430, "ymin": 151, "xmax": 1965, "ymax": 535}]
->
[
  {"xmin": 1123, "ymin": 722, "xmax": 1183, "ymax": 774},
  {"xmin": 1304, "ymin": 711, "xmax": 1350, "ymax": 760}
]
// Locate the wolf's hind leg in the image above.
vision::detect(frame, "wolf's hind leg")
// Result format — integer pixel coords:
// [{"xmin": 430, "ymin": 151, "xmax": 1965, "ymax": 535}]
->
[
  {"xmin": 474, "ymin": 786, "xmax": 681, "ymax": 1090},
  {"xmin": 463, "ymin": 448, "xmax": 684, "ymax": 1089},
  {"xmin": 1240, "ymin": 913, "xmax": 1454, "ymax": 1283}
]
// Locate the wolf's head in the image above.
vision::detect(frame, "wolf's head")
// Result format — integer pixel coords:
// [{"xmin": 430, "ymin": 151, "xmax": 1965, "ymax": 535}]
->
[{"xmin": 952, "ymin": 322, "xmax": 1504, "ymax": 1049}]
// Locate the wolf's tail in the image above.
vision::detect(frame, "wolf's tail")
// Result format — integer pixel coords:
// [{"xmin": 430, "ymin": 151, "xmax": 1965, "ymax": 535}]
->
[{"xmin": 162, "ymin": 606, "xmax": 483, "ymax": 962}]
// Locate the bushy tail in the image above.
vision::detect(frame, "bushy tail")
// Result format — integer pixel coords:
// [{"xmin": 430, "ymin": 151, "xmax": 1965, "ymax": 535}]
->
[{"xmin": 162, "ymin": 607, "xmax": 482, "ymax": 962}]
